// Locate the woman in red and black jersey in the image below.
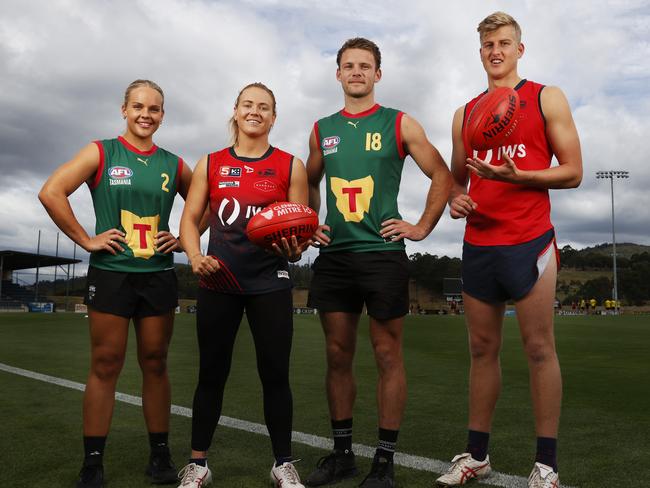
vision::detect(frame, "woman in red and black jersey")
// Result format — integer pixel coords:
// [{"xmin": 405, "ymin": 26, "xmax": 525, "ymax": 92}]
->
[{"xmin": 178, "ymin": 83, "xmax": 309, "ymax": 488}]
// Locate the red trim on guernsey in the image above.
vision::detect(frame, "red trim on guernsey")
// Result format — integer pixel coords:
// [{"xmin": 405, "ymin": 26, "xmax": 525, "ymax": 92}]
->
[
  {"xmin": 90, "ymin": 141, "xmax": 105, "ymax": 190},
  {"xmin": 216, "ymin": 257, "xmax": 243, "ymax": 291},
  {"xmin": 117, "ymin": 135, "xmax": 158, "ymax": 156},
  {"xmin": 313, "ymin": 121, "xmax": 320, "ymax": 152},
  {"xmin": 340, "ymin": 103, "xmax": 380, "ymax": 118},
  {"xmin": 395, "ymin": 111, "xmax": 406, "ymax": 159},
  {"xmin": 176, "ymin": 158, "xmax": 184, "ymax": 192},
  {"xmin": 199, "ymin": 256, "xmax": 243, "ymax": 292}
]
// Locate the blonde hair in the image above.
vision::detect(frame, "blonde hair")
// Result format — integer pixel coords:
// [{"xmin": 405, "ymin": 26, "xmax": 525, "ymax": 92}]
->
[
  {"xmin": 477, "ymin": 11, "xmax": 522, "ymax": 44},
  {"xmin": 229, "ymin": 82, "xmax": 277, "ymax": 146},
  {"xmin": 123, "ymin": 79, "xmax": 164, "ymax": 108}
]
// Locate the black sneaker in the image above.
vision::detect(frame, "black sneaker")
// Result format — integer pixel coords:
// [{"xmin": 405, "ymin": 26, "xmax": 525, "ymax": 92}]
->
[
  {"xmin": 145, "ymin": 446, "xmax": 178, "ymax": 484},
  {"xmin": 305, "ymin": 449, "xmax": 358, "ymax": 486},
  {"xmin": 76, "ymin": 458, "xmax": 104, "ymax": 488},
  {"xmin": 358, "ymin": 455, "xmax": 394, "ymax": 488}
]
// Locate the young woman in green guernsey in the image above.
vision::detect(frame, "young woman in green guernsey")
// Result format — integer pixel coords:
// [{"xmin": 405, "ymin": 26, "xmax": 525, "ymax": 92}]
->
[{"xmin": 39, "ymin": 79, "xmax": 193, "ymax": 488}]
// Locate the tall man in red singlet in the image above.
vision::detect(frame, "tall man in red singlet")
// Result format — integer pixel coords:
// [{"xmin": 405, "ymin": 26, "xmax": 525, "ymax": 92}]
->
[{"xmin": 436, "ymin": 12, "xmax": 582, "ymax": 488}]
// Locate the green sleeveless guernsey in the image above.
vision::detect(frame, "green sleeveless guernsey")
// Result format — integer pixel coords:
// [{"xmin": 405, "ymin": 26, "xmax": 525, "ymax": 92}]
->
[
  {"xmin": 89, "ymin": 136, "xmax": 182, "ymax": 272},
  {"xmin": 316, "ymin": 104, "xmax": 406, "ymax": 253}
]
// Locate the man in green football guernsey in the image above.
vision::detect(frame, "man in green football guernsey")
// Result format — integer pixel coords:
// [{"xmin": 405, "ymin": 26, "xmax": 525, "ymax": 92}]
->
[{"xmin": 305, "ymin": 38, "xmax": 452, "ymax": 488}]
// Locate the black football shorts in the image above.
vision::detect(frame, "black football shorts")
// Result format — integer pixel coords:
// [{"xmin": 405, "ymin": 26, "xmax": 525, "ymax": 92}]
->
[
  {"xmin": 307, "ymin": 251, "xmax": 410, "ymax": 321},
  {"xmin": 84, "ymin": 265, "xmax": 178, "ymax": 318}
]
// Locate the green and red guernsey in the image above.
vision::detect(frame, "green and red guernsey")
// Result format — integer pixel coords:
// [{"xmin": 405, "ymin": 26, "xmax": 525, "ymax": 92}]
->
[
  {"xmin": 315, "ymin": 104, "xmax": 407, "ymax": 253},
  {"xmin": 89, "ymin": 136, "xmax": 183, "ymax": 272}
]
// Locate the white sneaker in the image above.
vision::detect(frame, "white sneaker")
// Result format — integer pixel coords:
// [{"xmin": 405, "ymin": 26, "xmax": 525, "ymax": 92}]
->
[
  {"xmin": 436, "ymin": 453, "xmax": 491, "ymax": 486},
  {"xmin": 528, "ymin": 462, "xmax": 559, "ymax": 488},
  {"xmin": 270, "ymin": 461, "xmax": 305, "ymax": 487},
  {"xmin": 177, "ymin": 462, "xmax": 212, "ymax": 487}
]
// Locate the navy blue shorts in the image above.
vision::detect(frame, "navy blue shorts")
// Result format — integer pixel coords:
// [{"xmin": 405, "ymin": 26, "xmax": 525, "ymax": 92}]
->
[
  {"xmin": 307, "ymin": 251, "xmax": 410, "ymax": 321},
  {"xmin": 462, "ymin": 229, "xmax": 556, "ymax": 303}
]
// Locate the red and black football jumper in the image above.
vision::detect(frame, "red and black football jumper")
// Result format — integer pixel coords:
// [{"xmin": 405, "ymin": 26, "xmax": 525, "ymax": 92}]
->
[
  {"xmin": 191, "ymin": 145, "xmax": 297, "ymax": 463},
  {"xmin": 202, "ymin": 146, "xmax": 293, "ymax": 294}
]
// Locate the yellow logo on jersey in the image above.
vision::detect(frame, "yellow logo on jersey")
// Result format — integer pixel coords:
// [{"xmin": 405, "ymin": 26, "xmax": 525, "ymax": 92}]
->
[
  {"xmin": 120, "ymin": 210, "xmax": 160, "ymax": 259},
  {"xmin": 330, "ymin": 176, "xmax": 374, "ymax": 222}
]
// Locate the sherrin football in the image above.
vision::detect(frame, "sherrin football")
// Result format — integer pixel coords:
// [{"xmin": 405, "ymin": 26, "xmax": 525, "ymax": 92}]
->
[
  {"xmin": 246, "ymin": 201, "xmax": 319, "ymax": 251},
  {"xmin": 464, "ymin": 86, "xmax": 520, "ymax": 151}
]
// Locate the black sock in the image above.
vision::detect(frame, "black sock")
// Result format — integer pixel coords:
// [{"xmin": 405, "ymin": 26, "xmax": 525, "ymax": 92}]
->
[
  {"xmin": 83, "ymin": 436, "xmax": 107, "ymax": 464},
  {"xmin": 376, "ymin": 428, "xmax": 399, "ymax": 462},
  {"xmin": 189, "ymin": 457, "xmax": 207, "ymax": 467},
  {"xmin": 332, "ymin": 418, "xmax": 353, "ymax": 453},
  {"xmin": 535, "ymin": 437, "xmax": 557, "ymax": 472},
  {"xmin": 275, "ymin": 455, "xmax": 293, "ymax": 466},
  {"xmin": 466, "ymin": 430, "xmax": 490, "ymax": 462},
  {"xmin": 149, "ymin": 431, "xmax": 169, "ymax": 452}
]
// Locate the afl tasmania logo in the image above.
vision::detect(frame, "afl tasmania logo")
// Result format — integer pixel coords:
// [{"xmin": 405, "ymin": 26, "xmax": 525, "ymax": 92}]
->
[
  {"xmin": 108, "ymin": 166, "xmax": 133, "ymax": 186},
  {"xmin": 322, "ymin": 136, "xmax": 340, "ymax": 149},
  {"xmin": 322, "ymin": 135, "xmax": 340, "ymax": 156},
  {"xmin": 109, "ymin": 166, "xmax": 133, "ymax": 179}
]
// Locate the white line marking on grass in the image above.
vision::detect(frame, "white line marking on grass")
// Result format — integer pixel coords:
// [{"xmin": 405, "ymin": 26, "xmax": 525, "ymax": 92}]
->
[{"xmin": 0, "ymin": 362, "xmax": 575, "ymax": 488}]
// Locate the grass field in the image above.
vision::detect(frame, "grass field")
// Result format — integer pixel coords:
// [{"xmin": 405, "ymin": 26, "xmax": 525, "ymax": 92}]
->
[{"xmin": 1, "ymin": 312, "xmax": 649, "ymax": 487}]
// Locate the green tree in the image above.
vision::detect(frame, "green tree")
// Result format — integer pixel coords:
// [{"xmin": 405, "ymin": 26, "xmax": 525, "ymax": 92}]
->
[{"xmin": 408, "ymin": 253, "xmax": 462, "ymax": 296}]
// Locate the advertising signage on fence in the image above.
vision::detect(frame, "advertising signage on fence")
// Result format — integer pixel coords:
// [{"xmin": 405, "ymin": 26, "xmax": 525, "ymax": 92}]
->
[{"xmin": 27, "ymin": 302, "xmax": 54, "ymax": 313}]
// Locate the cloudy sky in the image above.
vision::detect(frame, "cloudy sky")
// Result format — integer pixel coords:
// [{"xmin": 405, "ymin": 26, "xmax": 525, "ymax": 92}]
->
[{"xmin": 1, "ymin": 0, "xmax": 649, "ymax": 275}]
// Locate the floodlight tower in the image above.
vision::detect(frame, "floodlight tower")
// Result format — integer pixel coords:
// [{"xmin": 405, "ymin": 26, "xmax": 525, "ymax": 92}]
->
[{"xmin": 596, "ymin": 170, "xmax": 629, "ymax": 315}]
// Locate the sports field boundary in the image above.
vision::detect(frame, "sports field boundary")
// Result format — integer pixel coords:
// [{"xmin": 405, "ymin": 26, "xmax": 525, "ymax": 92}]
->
[{"xmin": 0, "ymin": 362, "xmax": 575, "ymax": 488}]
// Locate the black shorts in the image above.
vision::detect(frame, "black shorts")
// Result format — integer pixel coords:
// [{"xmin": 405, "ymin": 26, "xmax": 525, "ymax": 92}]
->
[
  {"xmin": 307, "ymin": 251, "xmax": 409, "ymax": 321},
  {"xmin": 84, "ymin": 266, "xmax": 178, "ymax": 318},
  {"xmin": 462, "ymin": 229, "xmax": 556, "ymax": 303}
]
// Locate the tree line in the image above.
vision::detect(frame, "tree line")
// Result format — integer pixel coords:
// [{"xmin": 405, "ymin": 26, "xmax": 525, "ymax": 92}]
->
[
  {"xmin": 558, "ymin": 245, "xmax": 650, "ymax": 306},
  {"xmin": 22, "ymin": 244, "xmax": 650, "ymax": 306}
]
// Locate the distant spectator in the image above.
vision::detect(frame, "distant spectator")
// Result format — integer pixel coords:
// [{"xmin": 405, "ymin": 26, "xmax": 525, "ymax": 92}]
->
[{"xmin": 604, "ymin": 299, "xmax": 611, "ymax": 313}]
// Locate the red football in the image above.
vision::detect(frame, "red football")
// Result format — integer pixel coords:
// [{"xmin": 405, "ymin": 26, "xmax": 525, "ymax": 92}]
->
[
  {"xmin": 464, "ymin": 87, "xmax": 520, "ymax": 151},
  {"xmin": 246, "ymin": 201, "xmax": 319, "ymax": 250}
]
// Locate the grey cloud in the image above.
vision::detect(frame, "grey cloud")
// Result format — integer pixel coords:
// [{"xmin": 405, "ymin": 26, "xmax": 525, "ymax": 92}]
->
[{"xmin": 1, "ymin": 0, "xmax": 649, "ymax": 261}]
